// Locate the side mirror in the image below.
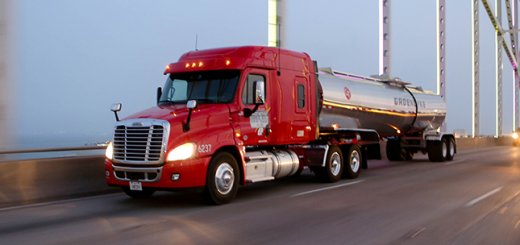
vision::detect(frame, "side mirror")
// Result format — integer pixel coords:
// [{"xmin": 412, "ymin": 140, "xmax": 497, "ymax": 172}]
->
[
  {"xmin": 183, "ymin": 100, "xmax": 198, "ymax": 132},
  {"xmin": 110, "ymin": 103, "xmax": 122, "ymax": 121},
  {"xmin": 111, "ymin": 103, "xmax": 122, "ymax": 112},
  {"xmin": 156, "ymin": 87, "xmax": 162, "ymax": 104},
  {"xmin": 253, "ymin": 81, "xmax": 265, "ymax": 105},
  {"xmin": 187, "ymin": 100, "xmax": 197, "ymax": 109}
]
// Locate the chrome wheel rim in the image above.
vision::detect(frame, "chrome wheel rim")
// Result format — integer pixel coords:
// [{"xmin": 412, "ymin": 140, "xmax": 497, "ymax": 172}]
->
[
  {"xmin": 449, "ymin": 140, "xmax": 455, "ymax": 157},
  {"xmin": 442, "ymin": 141, "xmax": 448, "ymax": 158},
  {"xmin": 330, "ymin": 152, "xmax": 342, "ymax": 176},
  {"xmin": 215, "ymin": 163, "xmax": 234, "ymax": 195},
  {"xmin": 350, "ymin": 150, "xmax": 360, "ymax": 173}
]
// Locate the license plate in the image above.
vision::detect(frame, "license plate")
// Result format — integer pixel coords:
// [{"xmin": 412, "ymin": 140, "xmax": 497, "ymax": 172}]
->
[{"xmin": 129, "ymin": 181, "xmax": 142, "ymax": 191}]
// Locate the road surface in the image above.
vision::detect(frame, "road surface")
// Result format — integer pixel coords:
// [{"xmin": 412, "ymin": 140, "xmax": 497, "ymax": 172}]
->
[{"xmin": 0, "ymin": 146, "xmax": 519, "ymax": 244}]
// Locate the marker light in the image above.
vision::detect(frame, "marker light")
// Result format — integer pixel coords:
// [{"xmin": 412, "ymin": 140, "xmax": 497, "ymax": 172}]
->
[
  {"xmin": 105, "ymin": 142, "xmax": 114, "ymax": 160},
  {"xmin": 185, "ymin": 63, "xmax": 190, "ymax": 68},
  {"xmin": 226, "ymin": 60, "xmax": 231, "ymax": 66},
  {"xmin": 198, "ymin": 61, "xmax": 203, "ymax": 67},
  {"xmin": 167, "ymin": 143, "xmax": 196, "ymax": 162},
  {"xmin": 513, "ymin": 132, "xmax": 519, "ymax": 140},
  {"xmin": 191, "ymin": 62, "xmax": 196, "ymax": 68}
]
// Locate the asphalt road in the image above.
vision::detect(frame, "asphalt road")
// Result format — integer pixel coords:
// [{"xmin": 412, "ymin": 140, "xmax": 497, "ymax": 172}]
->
[{"xmin": 0, "ymin": 146, "xmax": 519, "ymax": 244}]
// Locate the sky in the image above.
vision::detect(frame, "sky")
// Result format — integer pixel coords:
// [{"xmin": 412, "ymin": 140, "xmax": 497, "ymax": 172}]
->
[{"xmin": 5, "ymin": 0, "xmax": 517, "ymax": 148}]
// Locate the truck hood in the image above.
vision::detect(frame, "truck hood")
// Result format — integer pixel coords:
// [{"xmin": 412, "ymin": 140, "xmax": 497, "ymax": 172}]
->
[
  {"xmin": 122, "ymin": 104, "xmax": 234, "ymax": 150},
  {"xmin": 124, "ymin": 104, "xmax": 194, "ymax": 121}
]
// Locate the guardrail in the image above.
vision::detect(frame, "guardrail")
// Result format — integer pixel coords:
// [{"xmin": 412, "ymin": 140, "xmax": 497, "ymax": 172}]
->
[{"xmin": 0, "ymin": 145, "xmax": 106, "ymax": 155}]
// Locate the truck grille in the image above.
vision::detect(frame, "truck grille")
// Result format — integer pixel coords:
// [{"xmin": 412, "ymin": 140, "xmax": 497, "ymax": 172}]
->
[{"xmin": 112, "ymin": 120, "xmax": 168, "ymax": 164}]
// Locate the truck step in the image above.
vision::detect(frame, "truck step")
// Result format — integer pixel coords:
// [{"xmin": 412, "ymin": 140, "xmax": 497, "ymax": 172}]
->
[{"xmin": 246, "ymin": 176, "xmax": 275, "ymax": 183}]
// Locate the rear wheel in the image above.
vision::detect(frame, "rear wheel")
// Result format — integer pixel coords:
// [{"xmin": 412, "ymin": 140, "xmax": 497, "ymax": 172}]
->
[
  {"xmin": 316, "ymin": 146, "xmax": 343, "ymax": 183},
  {"xmin": 204, "ymin": 152, "xmax": 239, "ymax": 205},
  {"xmin": 122, "ymin": 187, "xmax": 155, "ymax": 199},
  {"xmin": 428, "ymin": 138, "xmax": 448, "ymax": 162},
  {"xmin": 343, "ymin": 145, "xmax": 362, "ymax": 179},
  {"xmin": 446, "ymin": 137, "xmax": 456, "ymax": 161}
]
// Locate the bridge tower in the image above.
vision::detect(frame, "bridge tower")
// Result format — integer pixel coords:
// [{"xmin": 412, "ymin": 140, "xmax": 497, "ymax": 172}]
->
[
  {"xmin": 0, "ymin": 0, "xmax": 11, "ymax": 149},
  {"xmin": 268, "ymin": 0, "xmax": 286, "ymax": 48}
]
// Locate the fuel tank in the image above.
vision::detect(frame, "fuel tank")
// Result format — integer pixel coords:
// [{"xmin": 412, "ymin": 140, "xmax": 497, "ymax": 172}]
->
[{"xmin": 318, "ymin": 69, "xmax": 446, "ymax": 137}]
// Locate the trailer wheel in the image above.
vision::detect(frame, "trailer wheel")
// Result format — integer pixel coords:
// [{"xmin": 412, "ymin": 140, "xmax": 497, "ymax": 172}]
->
[
  {"xmin": 446, "ymin": 137, "xmax": 456, "ymax": 161},
  {"xmin": 386, "ymin": 139, "xmax": 403, "ymax": 161},
  {"xmin": 428, "ymin": 138, "xmax": 448, "ymax": 162},
  {"xmin": 343, "ymin": 145, "xmax": 362, "ymax": 179},
  {"xmin": 316, "ymin": 146, "xmax": 343, "ymax": 183},
  {"xmin": 204, "ymin": 152, "xmax": 239, "ymax": 205},
  {"xmin": 122, "ymin": 187, "xmax": 155, "ymax": 199}
]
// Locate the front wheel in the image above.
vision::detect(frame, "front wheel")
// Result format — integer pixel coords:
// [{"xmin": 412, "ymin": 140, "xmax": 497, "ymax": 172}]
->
[
  {"xmin": 343, "ymin": 145, "xmax": 362, "ymax": 179},
  {"xmin": 204, "ymin": 152, "xmax": 240, "ymax": 205},
  {"xmin": 316, "ymin": 146, "xmax": 343, "ymax": 183}
]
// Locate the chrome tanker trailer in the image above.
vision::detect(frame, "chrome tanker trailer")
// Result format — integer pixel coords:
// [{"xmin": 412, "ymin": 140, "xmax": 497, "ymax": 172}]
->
[{"xmin": 317, "ymin": 68, "xmax": 455, "ymax": 162}]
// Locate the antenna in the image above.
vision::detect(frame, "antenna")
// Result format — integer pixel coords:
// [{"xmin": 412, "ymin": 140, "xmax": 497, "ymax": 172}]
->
[{"xmin": 195, "ymin": 34, "xmax": 198, "ymax": 51}]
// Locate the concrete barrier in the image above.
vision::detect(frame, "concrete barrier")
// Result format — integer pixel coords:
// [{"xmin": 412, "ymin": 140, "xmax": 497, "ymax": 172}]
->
[
  {"xmin": 456, "ymin": 136, "xmax": 513, "ymax": 150},
  {"xmin": 0, "ymin": 155, "xmax": 113, "ymax": 208}
]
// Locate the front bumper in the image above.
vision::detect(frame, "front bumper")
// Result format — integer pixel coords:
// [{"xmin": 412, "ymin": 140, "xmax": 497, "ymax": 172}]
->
[{"xmin": 104, "ymin": 156, "xmax": 210, "ymax": 189}]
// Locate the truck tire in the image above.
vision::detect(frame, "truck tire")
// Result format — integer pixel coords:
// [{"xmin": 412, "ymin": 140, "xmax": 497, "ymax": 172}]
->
[
  {"xmin": 386, "ymin": 139, "xmax": 403, "ymax": 161},
  {"xmin": 428, "ymin": 138, "xmax": 448, "ymax": 162},
  {"xmin": 204, "ymin": 152, "xmax": 239, "ymax": 205},
  {"xmin": 316, "ymin": 146, "xmax": 343, "ymax": 183},
  {"xmin": 446, "ymin": 137, "xmax": 456, "ymax": 161},
  {"xmin": 122, "ymin": 187, "xmax": 155, "ymax": 199},
  {"xmin": 343, "ymin": 145, "xmax": 362, "ymax": 179}
]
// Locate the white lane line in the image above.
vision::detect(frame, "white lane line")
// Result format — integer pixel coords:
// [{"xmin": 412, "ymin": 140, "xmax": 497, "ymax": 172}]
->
[
  {"xmin": 409, "ymin": 227, "xmax": 426, "ymax": 239},
  {"xmin": 465, "ymin": 187, "xmax": 503, "ymax": 207},
  {"xmin": 444, "ymin": 158, "xmax": 466, "ymax": 165},
  {"xmin": 291, "ymin": 180, "xmax": 364, "ymax": 197}
]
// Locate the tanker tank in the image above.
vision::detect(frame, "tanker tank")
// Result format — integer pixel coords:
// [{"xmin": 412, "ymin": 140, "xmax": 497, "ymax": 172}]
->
[{"xmin": 317, "ymin": 68, "xmax": 446, "ymax": 137}]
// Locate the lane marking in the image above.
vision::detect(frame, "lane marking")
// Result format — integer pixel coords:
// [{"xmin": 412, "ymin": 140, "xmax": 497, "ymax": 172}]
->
[
  {"xmin": 465, "ymin": 187, "xmax": 503, "ymax": 207},
  {"xmin": 409, "ymin": 227, "xmax": 426, "ymax": 239},
  {"xmin": 291, "ymin": 180, "xmax": 364, "ymax": 197},
  {"xmin": 444, "ymin": 158, "xmax": 466, "ymax": 165},
  {"xmin": 0, "ymin": 193, "xmax": 121, "ymax": 212}
]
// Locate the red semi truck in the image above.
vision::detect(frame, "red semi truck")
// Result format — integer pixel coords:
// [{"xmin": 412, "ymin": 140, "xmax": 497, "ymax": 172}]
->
[{"xmin": 105, "ymin": 46, "xmax": 455, "ymax": 204}]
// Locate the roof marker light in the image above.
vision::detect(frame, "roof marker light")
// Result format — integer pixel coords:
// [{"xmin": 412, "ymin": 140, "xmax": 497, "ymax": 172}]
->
[
  {"xmin": 191, "ymin": 62, "xmax": 196, "ymax": 68},
  {"xmin": 226, "ymin": 60, "xmax": 231, "ymax": 66},
  {"xmin": 185, "ymin": 63, "xmax": 190, "ymax": 68},
  {"xmin": 198, "ymin": 61, "xmax": 203, "ymax": 67}
]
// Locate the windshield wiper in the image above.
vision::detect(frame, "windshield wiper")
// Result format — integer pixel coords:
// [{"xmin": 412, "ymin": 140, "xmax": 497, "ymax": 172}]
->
[{"xmin": 158, "ymin": 100, "xmax": 182, "ymax": 105}]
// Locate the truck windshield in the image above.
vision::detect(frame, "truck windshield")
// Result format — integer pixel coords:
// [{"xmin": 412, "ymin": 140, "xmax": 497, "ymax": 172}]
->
[{"xmin": 159, "ymin": 70, "xmax": 240, "ymax": 105}]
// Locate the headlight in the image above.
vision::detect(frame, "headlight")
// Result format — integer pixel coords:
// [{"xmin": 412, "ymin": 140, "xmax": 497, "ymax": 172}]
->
[
  {"xmin": 105, "ymin": 142, "xmax": 114, "ymax": 160},
  {"xmin": 513, "ymin": 133, "xmax": 519, "ymax": 140},
  {"xmin": 167, "ymin": 143, "xmax": 196, "ymax": 162}
]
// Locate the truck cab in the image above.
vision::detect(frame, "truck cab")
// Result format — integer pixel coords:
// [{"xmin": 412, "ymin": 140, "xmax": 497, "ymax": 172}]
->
[{"xmin": 105, "ymin": 46, "xmax": 339, "ymax": 204}]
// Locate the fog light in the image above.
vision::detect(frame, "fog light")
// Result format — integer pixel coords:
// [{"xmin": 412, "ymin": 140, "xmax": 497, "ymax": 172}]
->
[
  {"xmin": 105, "ymin": 170, "xmax": 110, "ymax": 177},
  {"xmin": 171, "ymin": 173, "xmax": 180, "ymax": 181}
]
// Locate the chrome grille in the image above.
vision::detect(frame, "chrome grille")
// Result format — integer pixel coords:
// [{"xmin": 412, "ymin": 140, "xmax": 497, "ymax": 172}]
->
[{"xmin": 113, "ymin": 120, "xmax": 167, "ymax": 164}]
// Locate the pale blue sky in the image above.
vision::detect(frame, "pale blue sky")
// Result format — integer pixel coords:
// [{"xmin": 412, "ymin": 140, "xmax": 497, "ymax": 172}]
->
[{"xmin": 9, "ymin": 0, "xmax": 516, "ymax": 147}]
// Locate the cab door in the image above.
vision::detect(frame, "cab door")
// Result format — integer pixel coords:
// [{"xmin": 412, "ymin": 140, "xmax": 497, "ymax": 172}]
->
[{"xmin": 234, "ymin": 68, "xmax": 271, "ymax": 146}]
